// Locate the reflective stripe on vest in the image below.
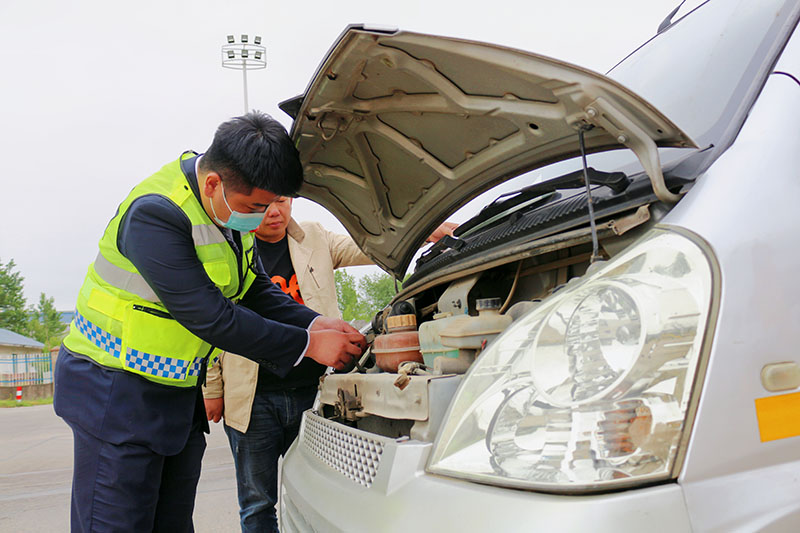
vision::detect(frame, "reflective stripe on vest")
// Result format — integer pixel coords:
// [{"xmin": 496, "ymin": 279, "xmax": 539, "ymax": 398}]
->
[
  {"xmin": 74, "ymin": 311, "xmax": 204, "ymax": 380},
  {"xmin": 93, "ymin": 253, "xmax": 159, "ymax": 302},
  {"xmin": 92, "ymin": 224, "xmax": 228, "ymax": 303},
  {"xmin": 192, "ymin": 224, "xmax": 227, "ymax": 246}
]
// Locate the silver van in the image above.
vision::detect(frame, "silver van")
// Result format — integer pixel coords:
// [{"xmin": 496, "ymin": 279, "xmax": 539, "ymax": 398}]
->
[{"xmin": 278, "ymin": 1, "xmax": 800, "ymax": 530}]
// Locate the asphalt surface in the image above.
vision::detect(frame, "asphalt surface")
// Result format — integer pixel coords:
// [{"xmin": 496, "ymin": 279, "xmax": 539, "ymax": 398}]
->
[{"xmin": 0, "ymin": 404, "xmax": 241, "ymax": 532}]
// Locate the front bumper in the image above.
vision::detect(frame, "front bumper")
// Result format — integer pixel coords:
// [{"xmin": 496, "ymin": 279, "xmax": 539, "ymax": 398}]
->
[{"xmin": 280, "ymin": 411, "xmax": 693, "ymax": 533}]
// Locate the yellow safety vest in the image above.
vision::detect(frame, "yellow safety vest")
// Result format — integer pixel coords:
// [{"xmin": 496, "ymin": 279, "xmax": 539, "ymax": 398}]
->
[{"xmin": 63, "ymin": 153, "xmax": 258, "ymax": 387}]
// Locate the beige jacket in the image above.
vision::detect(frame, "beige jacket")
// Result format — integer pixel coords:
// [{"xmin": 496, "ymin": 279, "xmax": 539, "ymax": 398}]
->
[{"xmin": 202, "ymin": 219, "xmax": 371, "ymax": 432}]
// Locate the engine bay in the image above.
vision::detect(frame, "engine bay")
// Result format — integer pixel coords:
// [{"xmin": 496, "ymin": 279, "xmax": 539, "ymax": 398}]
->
[{"xmin": 317, "ymin": 203, "xmax": 659, "ymax": 441}]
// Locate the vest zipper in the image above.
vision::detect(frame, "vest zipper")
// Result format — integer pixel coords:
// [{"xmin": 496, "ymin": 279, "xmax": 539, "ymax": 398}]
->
[
  {"xmin": 132, "ymin": 304, "xmax": 173, "ymax": 319},
  {"xmin": 228, "ymin": 233, "xmax": 249, "ymax": 300}
]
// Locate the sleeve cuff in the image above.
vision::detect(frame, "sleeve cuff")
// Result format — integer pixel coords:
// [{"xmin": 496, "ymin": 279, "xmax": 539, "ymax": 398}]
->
[
  {"xmin": 293, "ymin": 317, "xmax": 320, "ymax": 366},
  {"xmin": 293, "ymin": 335, "xmax": 308, "ymax": 366}
]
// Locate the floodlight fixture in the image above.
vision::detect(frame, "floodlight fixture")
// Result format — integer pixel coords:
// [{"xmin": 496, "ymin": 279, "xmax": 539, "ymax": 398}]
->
[{"xmin": 221, "ymin": 34, "xmax": 267, "ymax": 114}]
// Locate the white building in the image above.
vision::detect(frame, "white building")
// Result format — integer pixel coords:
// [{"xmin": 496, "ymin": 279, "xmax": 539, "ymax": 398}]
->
[{"xmin": 0, "ymin": 328, "xmax": 48, "ymax": 387}]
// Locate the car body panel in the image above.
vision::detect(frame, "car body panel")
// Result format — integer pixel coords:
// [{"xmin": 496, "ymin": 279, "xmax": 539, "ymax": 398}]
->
[
  {"xmin": 281, "ymin": 412, "xmax": 693, "ymax": 533},
  {"xmin": 663, "ymin": 69, "xmax": 800, "ymax": 531}
]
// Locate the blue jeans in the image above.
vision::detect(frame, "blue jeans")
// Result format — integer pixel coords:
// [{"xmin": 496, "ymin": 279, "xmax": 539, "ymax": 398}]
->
[{"xmin": 224, "ymin": 385, "xmax": 317, "ymax": 533}]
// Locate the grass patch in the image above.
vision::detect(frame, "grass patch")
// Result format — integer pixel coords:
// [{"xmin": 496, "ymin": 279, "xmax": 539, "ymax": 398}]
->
[{"xmin": 0, "ymin": 396, "xmax": 53, "ymax": 408}]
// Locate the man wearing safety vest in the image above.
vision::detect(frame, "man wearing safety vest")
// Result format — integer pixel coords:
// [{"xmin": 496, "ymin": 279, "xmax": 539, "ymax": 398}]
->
[{"xmin": 53, "ymin": 111, "xmax": 365, "ymax": 532}]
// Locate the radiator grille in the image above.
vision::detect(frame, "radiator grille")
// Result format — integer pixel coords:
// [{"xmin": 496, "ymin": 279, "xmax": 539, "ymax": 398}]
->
[{"xmin": 302, "ymin": 413, "xmax": 385, "ymax": 488}]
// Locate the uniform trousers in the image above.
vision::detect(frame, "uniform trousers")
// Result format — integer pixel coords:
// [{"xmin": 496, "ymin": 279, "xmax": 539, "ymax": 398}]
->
[{"xmin": 68, "ymin": 420, "xmax": 206, "ymax": 532}]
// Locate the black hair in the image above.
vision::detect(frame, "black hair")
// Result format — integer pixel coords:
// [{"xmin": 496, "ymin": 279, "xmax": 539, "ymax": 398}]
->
[{"xmin": 199, "ymin": 111, "xmax": 303, "ymax": 196}]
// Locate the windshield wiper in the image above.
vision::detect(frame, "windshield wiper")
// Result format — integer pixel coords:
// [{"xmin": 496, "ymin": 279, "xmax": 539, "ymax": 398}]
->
[
  {"xmin": 454, "ymin": 167, "xmax": 630, "ymax": 238},
  {"xmin": 416, "ymin": 167, "xmax": 630, "ymax": 270}
]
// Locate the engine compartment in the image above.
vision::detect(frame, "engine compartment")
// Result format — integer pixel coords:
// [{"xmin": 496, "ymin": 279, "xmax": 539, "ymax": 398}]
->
[{"xmin": 317, "ymin": 203, "xmax": 662, "ymax": 441}]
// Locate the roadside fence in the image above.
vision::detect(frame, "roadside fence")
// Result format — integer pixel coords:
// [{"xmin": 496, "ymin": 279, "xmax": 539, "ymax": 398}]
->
[{"xmin": 0, "ymin": 353, "xmax": 53, "ymax": 386}]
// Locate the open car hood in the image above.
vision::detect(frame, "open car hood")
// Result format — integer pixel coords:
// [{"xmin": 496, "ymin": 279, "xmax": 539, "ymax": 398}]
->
[{"xmin": 284, "ymin": 26, "xmax": 695, "ymax": 278}]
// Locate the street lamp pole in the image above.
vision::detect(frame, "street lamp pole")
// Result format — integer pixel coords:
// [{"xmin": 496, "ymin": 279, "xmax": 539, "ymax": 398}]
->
[
  {"xmin": 222, "ymin": 34, "xmax": 266, "ymax": 115},
  {"xmin": 242, "ymin": 68, "xmax": 249, "ymax": 114}
]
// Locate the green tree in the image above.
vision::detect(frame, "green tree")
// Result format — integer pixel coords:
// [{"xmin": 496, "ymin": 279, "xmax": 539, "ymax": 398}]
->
[
  {"xmin": 358, "ymin": 272, "xmax": 398, "ymax": 313},
  {"xmin": 27, "ymin": 293, "xmax": 66, "ymax": 350},
  {"xmin": 335, "ymin": 270, "xmax": 368, "ymax": 321},
  {"xmin": 335, "ymin": 270, "xmax": 405, "ymax": 322},
  {"xmin": 0, "ymin": 258, "xmax": 29, "ymax": 334}
]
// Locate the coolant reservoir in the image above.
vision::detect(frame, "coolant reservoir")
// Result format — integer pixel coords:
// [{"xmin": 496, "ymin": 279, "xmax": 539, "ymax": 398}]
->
[
  {"xmin": 419, "ymin": 315, "xmax": 461, "ymax": 367},
  {"xmin": 372, "ymin": 314, "xmax": 423, "ymax": 373},
  {"xmin": 439, "ymin": 298, "xmax": 513, "ymax": 350},
  {"xmin": 419, "ymin": 298, "xmax": 513, "ymax": 368}
]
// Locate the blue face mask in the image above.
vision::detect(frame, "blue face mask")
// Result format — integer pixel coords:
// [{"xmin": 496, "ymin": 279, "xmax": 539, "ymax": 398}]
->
[{"xmin": 210, "ymin": 182, "xmax": 265, "ymax": 233}]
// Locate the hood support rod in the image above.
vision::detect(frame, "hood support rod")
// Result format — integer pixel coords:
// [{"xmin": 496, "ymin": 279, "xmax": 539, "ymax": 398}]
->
[
  {"xmin": 578, "ymin": 127, "xmax": 603, "ymax": 263},
  {"xmin": 585, "ymin": 97, "xmax": 682, "ymax": 203}
]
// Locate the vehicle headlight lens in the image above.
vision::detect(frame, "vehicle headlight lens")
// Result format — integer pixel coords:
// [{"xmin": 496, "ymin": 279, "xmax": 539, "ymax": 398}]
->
[{"xmin": 427, "ymin": 227, "xmax": 717, "ymax": 492}]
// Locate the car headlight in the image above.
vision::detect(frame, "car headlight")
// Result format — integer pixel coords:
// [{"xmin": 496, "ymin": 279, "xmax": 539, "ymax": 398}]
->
[{"xmin": 427, "ymin": 227, "xmax": 718, "ymax": 492}]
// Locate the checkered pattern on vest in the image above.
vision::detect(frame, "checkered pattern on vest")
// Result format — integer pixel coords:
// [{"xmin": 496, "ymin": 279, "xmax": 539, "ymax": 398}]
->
[{"xmin": 74, "ymin": 312, "xmax": 204, "ymax": 380}]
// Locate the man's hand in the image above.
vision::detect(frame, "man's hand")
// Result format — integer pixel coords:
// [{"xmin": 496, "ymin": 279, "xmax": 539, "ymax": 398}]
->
[
  {"xmin": 307, "ymin": 329, "xmax": 366, "ymax": 370},
  {"xmin": 426, "ymin": 221, "xmax": 459, "ymax": 243},
  {"xmin": 204, "ymin": 397, "xmax": 224, "ymax": 423},
  {"xmin": 313, "ymin": 316, "xmax": 365, "ymax": 338}
]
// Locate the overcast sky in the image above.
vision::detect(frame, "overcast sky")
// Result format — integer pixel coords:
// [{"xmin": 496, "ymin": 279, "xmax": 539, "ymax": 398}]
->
[{"xmin": 0, "ymin": 0, "xmax": 679, "ymax": 310}]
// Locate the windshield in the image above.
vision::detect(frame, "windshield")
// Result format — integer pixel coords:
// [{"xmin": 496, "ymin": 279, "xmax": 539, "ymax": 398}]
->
[{"xmin": 608, "ymin": 0, "xmax": 798, "ymax": 148}]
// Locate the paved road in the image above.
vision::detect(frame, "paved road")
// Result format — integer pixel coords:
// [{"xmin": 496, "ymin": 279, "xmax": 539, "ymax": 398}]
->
[{"xmin": 0, "ymin": 404, "xmax": 241, "ymax": 532}]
